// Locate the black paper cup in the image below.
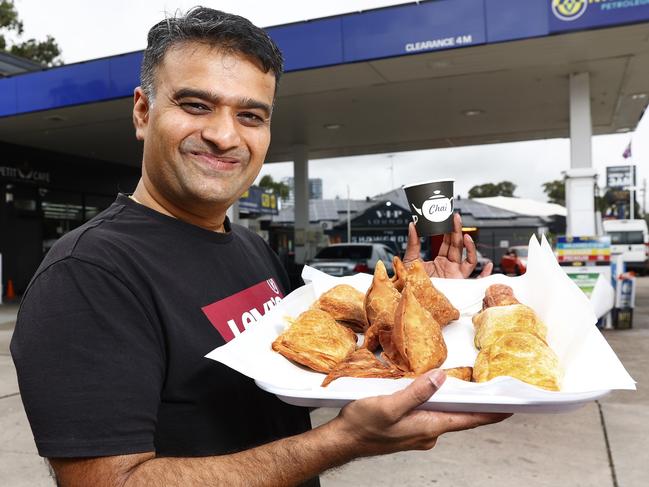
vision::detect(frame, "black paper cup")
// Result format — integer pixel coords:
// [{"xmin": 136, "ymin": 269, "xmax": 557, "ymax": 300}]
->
[{"xmin": 403, "ymin": 179, "xmax": 455, "ymax": 236}]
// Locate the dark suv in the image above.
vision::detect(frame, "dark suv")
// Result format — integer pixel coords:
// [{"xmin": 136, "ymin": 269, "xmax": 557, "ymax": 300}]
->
[{"xmin": 308, "ymin": 243, "xmax": 396, "ymax": 277}]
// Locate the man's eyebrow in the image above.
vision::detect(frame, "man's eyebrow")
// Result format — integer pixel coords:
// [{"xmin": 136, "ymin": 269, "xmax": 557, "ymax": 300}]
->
[{"xmin": 172, "ymin": 88, "xmax": 272, "ymax": 118}]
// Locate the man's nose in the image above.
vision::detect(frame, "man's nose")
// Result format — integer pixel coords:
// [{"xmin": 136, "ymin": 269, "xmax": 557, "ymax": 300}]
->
[{"xmin": 201, "ymin": 111, "xmax": 242, "ymax": 150}]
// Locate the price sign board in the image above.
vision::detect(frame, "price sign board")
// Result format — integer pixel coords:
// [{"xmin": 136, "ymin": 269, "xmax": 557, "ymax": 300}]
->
[{"xmin": 557, "ymin": 236, "xmax": 611, "ymax": 265}]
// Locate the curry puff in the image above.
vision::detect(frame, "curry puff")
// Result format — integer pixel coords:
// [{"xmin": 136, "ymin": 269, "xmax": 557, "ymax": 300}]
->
[
  {"xmin": 364, "ymin": 260, "xmax": 401, "ymax": 351},
  {"xmin": 313, "ymin": 284, "xmax": 368, "ymax": 333},
  {"xmin": 392, "ymin": 284, "xmax": 447, "ymax": 375},
  {"xmin": 272, "ymin": 309, "xmax": 357, "ymax": 373},
  {"xmin": 473, "ymin": 332, "xmax": 562, "ymax": 391},
  {"xmin": 321, "ymin": 349, "xmax": 403, "ymax": 387},
  {"xmin": 482, "ymin": 283, "xmax": 520, "ymax": 309},
  {"xmin": 405, "ymin": 260, "xmax": 459, "ymax": 326},
  {"xmin": 472, "ymin": 304, "xmax": 548, "ymax": 350},
  {"xmin": 472, "ymin": 284, "xmax": 562, "ymax": 391}
]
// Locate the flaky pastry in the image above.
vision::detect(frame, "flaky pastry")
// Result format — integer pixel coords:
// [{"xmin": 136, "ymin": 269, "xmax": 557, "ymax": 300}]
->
[
  {"xmin": 272, "ymin": 309, "xmax": 357, "ymax": 373},
  {"xmin": 390, "ymin": 256, "xmax": 408, "ymax": 292},
  {"xmin": 321, "ymin": 348, "xmax": 403, "ymax": 387},
  {"xmin": 313, "ymin": 284, "xmax": 368, "ymax": 333},
  {"xmin": 405, "ymin": 260, "xmax": 459, "ymax": 326},
  {"xmin": 482, "ymin": 284, "xmax": 520, "ymax": 309},
  {"xmin": 392, "ymin": 284, "xmax": 447, "ymax": 375},
  {"xmin": 444, "ymin": 366, "xmax": 473, "ymax": 382},
  {"xmin": 364, "ymin": 260, "xmax": 401, "ymax": 351},
  {"xmin": 472, "ymin": 304, "xmax": 548, "ymax": 350},
  {"xmin": 379, "ymin": 328, "xmax": 410, "ymax": 372},
  {"xmin": 472, "ymin": 332, "xmax": 562, "ymax": 391}
]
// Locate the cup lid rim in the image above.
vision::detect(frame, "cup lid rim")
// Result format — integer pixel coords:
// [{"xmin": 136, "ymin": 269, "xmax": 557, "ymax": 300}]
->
[{"xmin": 402, "ymin": 178, "xmax": 455, "ymax": 189}]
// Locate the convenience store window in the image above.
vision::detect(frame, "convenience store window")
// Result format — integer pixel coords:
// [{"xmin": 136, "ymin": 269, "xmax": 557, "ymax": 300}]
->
[{"xmin": 39, "ymin": 189, "xmax": 114, "ymax": 254}]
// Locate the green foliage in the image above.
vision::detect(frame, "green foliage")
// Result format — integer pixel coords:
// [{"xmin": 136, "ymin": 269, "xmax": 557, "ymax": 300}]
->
[
  {"xmin": 10, "ymin": 35, "xmax": 62, "ymax": 65},
  {"xmin": 468, "ymin": 181, "xmax": 517, "ymax": 198},
  {"xmin": 542, "ymin": 179, "xmax": 565, "ymax": 206},
  {"xmin": 258, "ymin": 175, "xmax": 290, "ymax": 200},
  {"xmin": 1, "ymin": 0, "xmax": 62, "ymax": 66}
]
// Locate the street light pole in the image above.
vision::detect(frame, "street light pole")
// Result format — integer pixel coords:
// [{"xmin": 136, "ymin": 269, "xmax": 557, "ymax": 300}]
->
[
  {"xmin": 347, "ymin": 185, "xmax": 351, "ymax": 243},
  {"xmin": 630, "ymin": 165, "xmax": 635, "ymax": 220}
]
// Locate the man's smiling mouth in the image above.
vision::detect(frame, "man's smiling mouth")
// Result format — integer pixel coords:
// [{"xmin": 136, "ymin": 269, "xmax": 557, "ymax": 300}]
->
[{"xmin": 189, "ymin": 151, "xmax": 241, "ymax": 171}]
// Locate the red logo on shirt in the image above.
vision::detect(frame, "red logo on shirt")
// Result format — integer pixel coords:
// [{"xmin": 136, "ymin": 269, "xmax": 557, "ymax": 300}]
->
[{"xmin": 201, "ymin": 279, "xmax": 283, "ymax": 342}]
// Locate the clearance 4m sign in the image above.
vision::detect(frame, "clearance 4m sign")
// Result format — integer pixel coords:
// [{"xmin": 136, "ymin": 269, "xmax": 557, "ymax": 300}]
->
[{"xmin": 549, "ymin": 0, "xmax": 649, "ymax": 32}]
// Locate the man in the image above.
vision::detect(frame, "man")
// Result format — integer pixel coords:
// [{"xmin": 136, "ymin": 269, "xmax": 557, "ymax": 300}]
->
[{"xmin": 11, "ymin": 8, "xmax": 503, "ymax": 487}]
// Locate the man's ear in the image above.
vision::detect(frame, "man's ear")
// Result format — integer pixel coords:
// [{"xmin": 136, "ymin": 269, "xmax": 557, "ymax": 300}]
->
[{"xmin": 133, "ymin": 87, "xmax": 150, "ymax": 141}]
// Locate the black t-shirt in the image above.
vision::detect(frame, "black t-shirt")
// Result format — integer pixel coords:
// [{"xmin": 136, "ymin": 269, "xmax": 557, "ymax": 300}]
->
[{"xmin": 11, "ymin": 194, "xmax": 318, "ymax": 484}]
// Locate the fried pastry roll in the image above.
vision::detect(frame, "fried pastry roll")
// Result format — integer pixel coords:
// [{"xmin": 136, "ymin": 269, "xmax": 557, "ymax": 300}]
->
[
  {"xmin": 482, "ymin": 283, "xmax": 520, "ymax": 309},
  {"xmin": 405, "ymin": 260, "xmax": 459, "ymax": 326},
  {"xmin": 313, "ymin": 284, "xmax": 368, "ymax": 333},
  {"xmin": 321, "ymin": 349, "xmax": 404, "ymax": 387},
  {"xmin": 392, "ymin": 284, "xmax": 447, "ymax": 375},
  {"xmin": 272, "ymin": 309, "xmax": 357, "ymax": 373},
  {"xmin": 472, "ymin": 332, "xmax": 562, "ymax": 391},
  {"xmin": 364, "ymin": 260, "xmax": 401, "ymax": 351},
  {"xmin": 472, "ymin": 304, "xmax": 548, "ymax": 350}
]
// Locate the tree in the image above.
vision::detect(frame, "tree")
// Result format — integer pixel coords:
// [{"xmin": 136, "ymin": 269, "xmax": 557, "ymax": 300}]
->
[
  {"xmin": 258, "ymin": 175, "xmax": 290, "ymax": 200},
  {"xmin": 1, "ymin": 1, "xmax": 62, "ymax": 66},
  {"xmin": 542, "ymin": 179, "xmax": 565, "ymax": 206},
  {"xmin": 468, "ymin": 181, "xmax": 517, "ymax": 198}
]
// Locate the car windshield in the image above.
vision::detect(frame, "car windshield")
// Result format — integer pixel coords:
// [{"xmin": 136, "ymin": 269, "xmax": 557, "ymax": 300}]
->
[
  {"xmin": 315, "ymin": 246, "xmax": 372, "ymax": 259},
  {"xmin": 511, "ymin": 247, "xmax": 528, "ymax": 257},
  {"xmin": 609, "ymin": 231, "xmax": 644, "ymax": 245}
]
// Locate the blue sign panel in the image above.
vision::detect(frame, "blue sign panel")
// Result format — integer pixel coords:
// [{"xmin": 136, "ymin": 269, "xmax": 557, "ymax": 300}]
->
[
  {"xmin": 549, "ymin": 0, "xmax": 649, "ymax": 33},
  {"xmin": 17, "ymin": 60, "xmax": 111, "ymax": 113},
  {"xmin": 342, "ymin": 0, "xmax": 486, "ymax": 62},
  {"xmin": 3, "ymin": 0, "xmax": 649, "ymax": 118},
  {"xmin": 485, "ymin": 0, "xmax": 549, "ymax": 43},
  {"xmin": 268, "ymin": 18, "xmax": 343, "ymax": 72},
  {"xmin": 0, "ymin": 77, "xmax": 17, "ymax": 117},
  {"xmin": 108, "ymin": 52, "xmax": 143, "ymax": 96}
]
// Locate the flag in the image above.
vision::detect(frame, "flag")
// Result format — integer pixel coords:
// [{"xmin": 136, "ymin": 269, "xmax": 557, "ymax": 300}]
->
[{"xmin": 623, "ymin": 141, "xmax": 632, "ymax": 159}]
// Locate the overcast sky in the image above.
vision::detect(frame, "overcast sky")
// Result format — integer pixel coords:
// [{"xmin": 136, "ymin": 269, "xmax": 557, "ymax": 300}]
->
[{"xmin": 12, "ymin": 0, "xmax": 648, "ymax": 206}]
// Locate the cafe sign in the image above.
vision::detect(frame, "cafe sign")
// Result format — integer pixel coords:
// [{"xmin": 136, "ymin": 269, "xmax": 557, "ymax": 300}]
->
[{"xmin": 0, "ymin": 164, "xmax": 51, "ymax": 184}]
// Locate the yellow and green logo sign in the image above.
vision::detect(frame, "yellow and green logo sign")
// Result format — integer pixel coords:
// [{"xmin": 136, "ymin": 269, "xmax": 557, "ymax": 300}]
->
[{"xmin": 552, "ymin": 0, "xmax": 588, "ymax": 21}]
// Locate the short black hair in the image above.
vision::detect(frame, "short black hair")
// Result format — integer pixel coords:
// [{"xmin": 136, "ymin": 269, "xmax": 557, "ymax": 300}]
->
[{"xmin": 140, "ymin": 7, "xmax": 284, "ymax": 100}]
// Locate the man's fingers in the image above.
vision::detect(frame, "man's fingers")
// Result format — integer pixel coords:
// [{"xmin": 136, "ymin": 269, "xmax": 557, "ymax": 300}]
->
[
  {"xmin": 438, "ymin": 232, "xmax": 451, "ymax": 258},
  {"xmin": 403, "ymin": 222, "xmax": 421, "ymax": 263},
  {"xmin": 463, "ymin": 234, "xmax": 477, "ymax": 265},
  {"xmin": 446, "ymin": 213, "xmax": 463, "ymax": 263},
  {"xmin": 436, "ymin": 412, "xmax": 513, "ymax": 434},
  {"xmin": 478, "ymin": 261, "xmax": 493, "ymax": 278},
  {"xmin": 388, "ymin": 369, "xmax": 446, "ymax": 418}
]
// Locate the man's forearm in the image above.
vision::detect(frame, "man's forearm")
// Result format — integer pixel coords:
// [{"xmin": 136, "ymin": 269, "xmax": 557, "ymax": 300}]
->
[{"xmin": 125, "ymin": 418, "xmax": 353, "ymax": 487}]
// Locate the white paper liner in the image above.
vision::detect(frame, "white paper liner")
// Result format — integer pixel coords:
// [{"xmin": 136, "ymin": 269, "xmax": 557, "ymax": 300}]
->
[{"xmin": 206, "ymin": 235, "xmax": 635, "ymax": 413}]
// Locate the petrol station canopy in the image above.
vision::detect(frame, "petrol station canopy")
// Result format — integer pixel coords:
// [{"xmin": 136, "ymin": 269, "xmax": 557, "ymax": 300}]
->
[{"xmin": 0, "ymin": 0, "xmax": 648, "ymax": 167}]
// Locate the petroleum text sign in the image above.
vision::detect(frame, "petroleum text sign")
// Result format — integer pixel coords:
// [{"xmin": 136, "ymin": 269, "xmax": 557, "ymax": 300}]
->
[{"xmin": 549, "ymin": 0, "xmax": 649, "ymax": 32}]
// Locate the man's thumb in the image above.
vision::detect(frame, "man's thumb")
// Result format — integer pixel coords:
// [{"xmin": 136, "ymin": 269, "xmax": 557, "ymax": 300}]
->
[{"xmin": 391, "ymin": 369, "xmax": 446, "ymax": 417}]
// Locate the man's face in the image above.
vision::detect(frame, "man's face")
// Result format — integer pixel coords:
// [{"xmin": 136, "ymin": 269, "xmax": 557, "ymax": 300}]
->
[{"xmin": 134, "ymin": 42, "xmax": 276, "ymax": 212}]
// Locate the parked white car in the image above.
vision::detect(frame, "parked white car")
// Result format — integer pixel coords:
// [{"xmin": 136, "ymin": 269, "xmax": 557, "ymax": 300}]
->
[
  {"xmin": 308, "ymin": 243, "xmax": 396, "ymax": 277},
  {"xmin": 603, "ymin": 219, "xmax": 649, "ymax": 275}
]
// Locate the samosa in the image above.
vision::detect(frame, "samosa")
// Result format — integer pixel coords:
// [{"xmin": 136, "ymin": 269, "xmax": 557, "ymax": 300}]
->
[
  {"xmin": 405, "ymin": 260, "xmax": 459, "ymax": 326},
  {"xmin": 392, "ymin": 283, "xmax": 447, "ymax": 375},
  {"xmin": 364, "ymin": 260, "xmax": 401, "ymax": 351}
]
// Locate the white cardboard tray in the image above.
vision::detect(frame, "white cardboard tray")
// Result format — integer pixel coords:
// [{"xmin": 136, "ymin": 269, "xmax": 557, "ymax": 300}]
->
[{"xmin": 206, "ymin": 236, "xmax": 635, "ymax": 413}]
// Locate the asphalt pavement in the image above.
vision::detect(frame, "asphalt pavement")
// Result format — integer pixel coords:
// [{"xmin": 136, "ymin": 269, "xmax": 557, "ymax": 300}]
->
[{"xmin": 0, "ymin": 278, "xmax": 647, "ymax": 487}]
